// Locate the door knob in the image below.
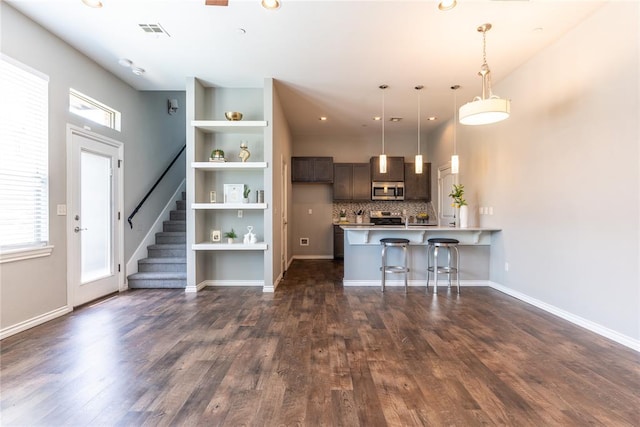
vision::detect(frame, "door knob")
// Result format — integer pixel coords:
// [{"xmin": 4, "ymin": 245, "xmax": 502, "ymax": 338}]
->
[{"xmin": 74, "ymin": 226, "xmax": 87, "ymax": 233}]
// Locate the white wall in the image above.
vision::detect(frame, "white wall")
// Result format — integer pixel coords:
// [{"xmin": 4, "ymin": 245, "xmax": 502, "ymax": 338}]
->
[
  {"xmin": 271, "ymin": 80, "xmax": 294, "ymax": 282},
  {"xmin": 428, "ymin": 2, "xmax": 639, "ymax": 343},
  {"xmin": 1, "ymin": 4, "xmax": 186, "ymax": 331}
]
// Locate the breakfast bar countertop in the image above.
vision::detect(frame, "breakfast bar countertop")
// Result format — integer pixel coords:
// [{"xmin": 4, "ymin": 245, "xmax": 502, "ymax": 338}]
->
[{"xmin": 340, "ymin": 225, "xmax": 501, "ymax": 245}]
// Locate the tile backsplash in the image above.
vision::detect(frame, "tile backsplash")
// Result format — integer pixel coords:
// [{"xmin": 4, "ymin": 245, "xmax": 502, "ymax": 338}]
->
[{"xmin": 333, "ymin": 201, "xmax": 437, "ymax": 224}]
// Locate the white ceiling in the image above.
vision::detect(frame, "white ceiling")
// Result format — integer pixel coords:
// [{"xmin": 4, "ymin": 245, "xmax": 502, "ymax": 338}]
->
[{"xmin": 6, "ymin": 0, "xmax": 605, "ymax": 138}]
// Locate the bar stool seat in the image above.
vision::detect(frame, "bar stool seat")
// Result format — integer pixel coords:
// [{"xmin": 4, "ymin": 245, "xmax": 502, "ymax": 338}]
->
[
  {"xmin": 380, "ymin": 238, "xmax": 410, "ymax": 292},
  {"xmin": 427, "ymin": 238, "xmax": 460, "ymax": 294}
]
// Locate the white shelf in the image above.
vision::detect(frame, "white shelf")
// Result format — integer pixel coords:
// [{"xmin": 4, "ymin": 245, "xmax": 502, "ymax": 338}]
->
[
  {"xmin": 192, "ymin": 162, "xmax": 268, "ymax": 170},
  {"xmin": 193, "ymin": 242, "xmax": 268, "ymax": 251},
  {"xmin": 192, "ymin": 203, "xmax": 268, "ymax": 210},
  {"xmin": 192, "ymin": 120, "xmax": 268, "ymax": 134}
]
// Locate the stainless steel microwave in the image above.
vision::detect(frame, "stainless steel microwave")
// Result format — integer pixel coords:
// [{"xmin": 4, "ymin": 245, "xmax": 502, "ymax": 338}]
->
[{"xmin": 371, "ymin": 181, "xmax": 404, "ymax": 200}]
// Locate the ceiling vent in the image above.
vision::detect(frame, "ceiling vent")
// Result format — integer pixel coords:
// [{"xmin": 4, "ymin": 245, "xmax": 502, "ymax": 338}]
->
[{"xmin": 138, "ymin": 23, "xmax": 171, "ymax": 37}]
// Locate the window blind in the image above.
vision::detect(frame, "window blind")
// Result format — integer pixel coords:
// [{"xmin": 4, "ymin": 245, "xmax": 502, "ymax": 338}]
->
[{"xmin": 0, "ymin": 54, "xmax": 49, "ymax": 251}]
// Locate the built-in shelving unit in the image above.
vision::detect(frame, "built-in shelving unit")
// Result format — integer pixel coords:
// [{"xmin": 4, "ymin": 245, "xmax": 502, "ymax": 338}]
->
[{"xmin": 186, "ymin": 79, "xmax": 274, "ymax": 292}]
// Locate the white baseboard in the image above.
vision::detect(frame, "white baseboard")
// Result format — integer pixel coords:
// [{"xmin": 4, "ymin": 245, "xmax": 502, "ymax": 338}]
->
[
  {"xmin": 201, "ymin": 280, "xmax": 265, "ymax": 287},
  {"xmin": 488, "ymin": 281, "xmax": 640, "ymax": 352},
  {"xmin": 0, "ymin": 305, "xmax": 72, "ymax": 340},
  {"xmin": 125, "ymin": 180, "xmax": 186, "ymax": 284},
  {"xmin": 292, "ymin": 255, "xmax": 334, "ymax": 260}
]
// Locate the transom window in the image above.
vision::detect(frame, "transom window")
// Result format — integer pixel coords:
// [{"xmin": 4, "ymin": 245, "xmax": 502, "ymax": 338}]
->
[{"xmin": 69, "ymin": 88, "xmax": 121, "ymax": 131}]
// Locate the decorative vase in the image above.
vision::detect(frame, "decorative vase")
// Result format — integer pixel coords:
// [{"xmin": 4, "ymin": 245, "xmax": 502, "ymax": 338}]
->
[
  {"xmin": 227, "ymin": 238, "xmax": 234, "ymax": 244},
  {"xmin": 459, "ymin": 205, "xmax": 469, "ymax": 228}
]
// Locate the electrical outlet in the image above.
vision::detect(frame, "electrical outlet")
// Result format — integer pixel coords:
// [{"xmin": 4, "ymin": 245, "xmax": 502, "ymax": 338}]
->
[
  {"xmin": 300, "ymin": 238, "xmax": 309, "ymax": 246},
  {"xmin": 237, "ymin": 210, "xmax": 243, "ymax": 218},
  {"xmin": 56, "ymin": 204, "xmax": 67, "ymax": 216},
  {"xmin": 308, "ymin": 209, "xmax": 313, "ymax": 215}
]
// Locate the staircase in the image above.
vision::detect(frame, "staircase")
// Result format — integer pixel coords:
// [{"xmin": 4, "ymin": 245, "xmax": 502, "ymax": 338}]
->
[{"xmin": 127, "ymin": 192, "xmax": 186, "ymax": 289}]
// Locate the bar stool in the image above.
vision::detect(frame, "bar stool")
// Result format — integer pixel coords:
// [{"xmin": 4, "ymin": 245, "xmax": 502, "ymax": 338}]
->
[
  {"xmin": 380, "ymin": 238, "xmax": 410, "ymax": 292},
  {"xmin": 427, "ymin": 238, "xmax": 460, "ymax": 294}
]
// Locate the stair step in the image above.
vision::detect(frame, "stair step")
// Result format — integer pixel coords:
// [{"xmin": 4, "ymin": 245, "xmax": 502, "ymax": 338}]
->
[
  {"xmin": 163, "ymin": 220, "xmax": 185, "ymax": 232},
  {"xmin": 170, "ymin": 210, "xmax": 186, "ymax": 221},
  {"xmin": 155, "ymin": 231, "xmax": 186, "ymax": 244},
  {"xmin": 128, "ymin": 272, "xmax": 187, "ymax": 289},
  {"xmin": 138, "ymin": 257, "xmax": 186, "ymax": 272},
  {"xmin": 176, "ymin": 200, "xmax": 186, "ymax": 211},
  {"xmin": 148, "ymin": 243, "xmax": 186, "ymax": 258}
]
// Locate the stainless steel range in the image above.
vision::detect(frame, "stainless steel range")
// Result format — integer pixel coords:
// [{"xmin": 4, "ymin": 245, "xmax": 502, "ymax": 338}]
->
[{"xmin": 370, "ymin": 211, "xmax": 404, "ymax": 226}]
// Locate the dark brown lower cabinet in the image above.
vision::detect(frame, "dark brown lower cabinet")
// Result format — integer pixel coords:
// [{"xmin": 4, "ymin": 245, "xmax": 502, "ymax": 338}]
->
[{"xmin": 333, "ymin": 225, "xmax": 344, "ymax": 259}]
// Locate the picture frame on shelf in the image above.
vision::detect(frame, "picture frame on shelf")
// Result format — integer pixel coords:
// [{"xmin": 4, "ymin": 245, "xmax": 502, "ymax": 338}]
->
[
  {"xmin": 224, "ymin": 184, "xmax": 244, "ymax": 203},
  {"xmin": 210, "ymin": 230, "xmax": 221, "ymax": 242},
  {"xmin": 209, "ymin": 191, "xmax": 217, "ymax": 203}
]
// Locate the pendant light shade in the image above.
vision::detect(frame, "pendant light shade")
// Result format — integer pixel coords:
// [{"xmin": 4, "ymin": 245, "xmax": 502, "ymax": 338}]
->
[
  {"xmin": 459, "ymin": 23, "xmax": 511, "ymax": 126},
  {"xmin": 379, "ymin": 84, "xmax": 388, "ymax": 174},
  {"xmin": 451, "ymin": 155, "xmax": 459, "ymax": 174},
  {"xmin": 415, "ymin": 85, "xmax": 424, "ymax": 174}
]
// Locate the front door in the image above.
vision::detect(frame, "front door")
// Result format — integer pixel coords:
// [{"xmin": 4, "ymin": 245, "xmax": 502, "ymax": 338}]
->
[{"xmin": 68, "ymin": 126, "xmax": 123, "ymax": 306}]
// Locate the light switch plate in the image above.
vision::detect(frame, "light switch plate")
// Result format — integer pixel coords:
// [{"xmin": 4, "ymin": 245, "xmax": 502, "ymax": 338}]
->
[{"xmin": 57, "ymin": 204, "xmax": 67, "ymax": 216}]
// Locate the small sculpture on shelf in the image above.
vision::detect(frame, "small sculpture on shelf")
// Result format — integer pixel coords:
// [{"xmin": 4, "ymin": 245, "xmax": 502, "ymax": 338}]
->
[
  {"xmin": 243, "ymin": 226, "xmax": 257, "ymax": 244},
  {"xmin": 238, "ymin": 141, "xmax": 250, "ymax": 162},
  {"xmin": 210, "ymin": 149, "xmax": 225, "ymax": 162}
]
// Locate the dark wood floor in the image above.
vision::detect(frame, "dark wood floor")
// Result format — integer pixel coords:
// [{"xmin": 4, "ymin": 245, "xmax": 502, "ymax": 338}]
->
[{"xmin": 1, "ymin": 260, "xmax": 639, "ymax": 426}]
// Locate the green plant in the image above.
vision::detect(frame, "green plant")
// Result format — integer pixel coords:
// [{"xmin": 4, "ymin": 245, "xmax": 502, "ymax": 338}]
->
[
  {"xmin": 224, "ymin": 229, "xmax": 237, "ymax": 239},
  {"xmin": 449, "ymin": 184, "xmax": 467, "ymax": 207},
  {"xmin": 243, "ymin": 185, "xmax": 250, "ymax": 198}
]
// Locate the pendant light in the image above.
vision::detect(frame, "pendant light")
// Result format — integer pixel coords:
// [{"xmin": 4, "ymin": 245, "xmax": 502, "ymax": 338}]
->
[
  {"xmin": 459, "ymin": 23, "xmax": 511, "ymax": 126},
  {"xmin": 414, "ymin": 85, "xmax": 424, "ymax": 174},
  {"xmin": 379, "ymin": 84, "xmax": 388, "ymax": 174},
  {"xmin": 451, "ymin": 85, "xmax": 460, "ymax": 174}
]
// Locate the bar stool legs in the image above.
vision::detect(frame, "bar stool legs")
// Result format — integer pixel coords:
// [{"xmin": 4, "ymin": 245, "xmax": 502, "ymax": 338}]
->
[
  {"xmin": 380, "ymin": 238, "xmax": 410, "ymax": 293},
  {"xmin": 427, "ymin": 238, "xmax": 460, "ymax": 294}
]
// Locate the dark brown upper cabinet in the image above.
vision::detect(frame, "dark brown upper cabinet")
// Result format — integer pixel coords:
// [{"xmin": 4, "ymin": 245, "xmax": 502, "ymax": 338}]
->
[
  {"xmin": 404, "ymin": 162, "xmax": 432, "ymax": 201},
  {"xmin": 333, "ymin": 163, "xmax": 371, "ymax": 201},
  {"xmin": 370, "ymin": 156, "xmax": 404, "ymax": 182},
  {"xmin": 291, "ymin": 157, "xmax": 334, "ymax": 183}
]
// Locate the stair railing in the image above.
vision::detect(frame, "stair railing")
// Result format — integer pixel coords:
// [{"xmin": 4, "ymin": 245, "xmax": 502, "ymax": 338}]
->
[{"xmin": 128, "ymin": 144, "xmax": 186, "ymax": 229}]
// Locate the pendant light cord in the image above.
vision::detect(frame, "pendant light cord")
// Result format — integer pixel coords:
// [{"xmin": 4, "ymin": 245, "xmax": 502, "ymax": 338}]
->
[{"xmin": 381, "ymin": 86, "xmax": 386, "ymax": 154}]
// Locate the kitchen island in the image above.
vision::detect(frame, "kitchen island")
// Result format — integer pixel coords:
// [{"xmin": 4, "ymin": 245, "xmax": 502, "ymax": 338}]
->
[{"xmin": 340, "ymin": 225, "xmax": 501, "ymax": 287}]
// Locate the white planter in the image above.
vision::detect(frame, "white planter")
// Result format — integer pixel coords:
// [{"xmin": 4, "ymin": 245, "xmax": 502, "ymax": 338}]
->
[{"xmin": 459, "ymin": 205, "xmax": 469, "ymax": 228}]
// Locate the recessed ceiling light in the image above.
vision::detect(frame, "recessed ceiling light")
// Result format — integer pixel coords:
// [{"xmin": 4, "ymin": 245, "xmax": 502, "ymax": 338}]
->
[
  {"xmin": 373, "ymin": 116, "xmax": 381, "ymax": 121},
  {"xmin": 319, "ymin": 116, "xmax": 327, "ymax": 121},
  {"xmin": 237, "ymin": 28, "xmax": 247, "ymax": 35},
  {"xmin": 118, "ymin": 58, "xmax": 132, "ymax": 68},
  {"xmin": 438, "ymin": 0, "xmax": 456, "ymax": 11},
  {"xmin": 261, "ymin": 0, "xmax": 281, "ymax": 10},
  {"xmin": 427, "ymin": 116, "xmax": 437, "ymax": 121},
  {"xmin": 81, "ymin": 0, "xmax": 103, "ymax": 8},
  {"xmin": 533, "ymin": 27, "xmax": 544, "ymax": 33},
  {"xmin": 389, "ymin": 117, "xmax": 402, "ymax": 122},
  {"xmin": 131, "ymin": 67, "xmax": 145, "ymax": 76}
]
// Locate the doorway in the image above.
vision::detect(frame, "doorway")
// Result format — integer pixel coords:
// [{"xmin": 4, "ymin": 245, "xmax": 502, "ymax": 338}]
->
[
  {"xmin": 67, "ymin": 125, "xmax": 124, "ymax": 307},
  {"xmin": 281, "ymin": 157, "xmax": 289, "ymax": 275},
  {"xmin": 438, "ymin": 164, "xmax": 457, "ymax": 226}
]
